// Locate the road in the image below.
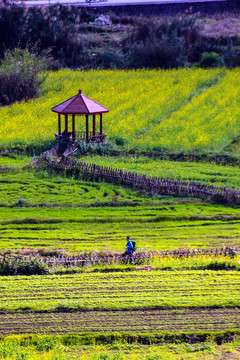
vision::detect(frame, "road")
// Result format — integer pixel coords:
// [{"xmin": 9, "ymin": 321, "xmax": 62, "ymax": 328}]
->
[{"xmin": 22, "ymin": 0, "xmax": 225, "ymax": 8}]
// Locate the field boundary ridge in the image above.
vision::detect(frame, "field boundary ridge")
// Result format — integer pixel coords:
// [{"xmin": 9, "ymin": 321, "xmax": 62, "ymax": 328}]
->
[
  {"xmin": 1, "ymin": 246, "xmax": 237, "ymax": 267},
  {"xmin": 0, "ymin": 330, "xmax": 239, "ymax": 345}
]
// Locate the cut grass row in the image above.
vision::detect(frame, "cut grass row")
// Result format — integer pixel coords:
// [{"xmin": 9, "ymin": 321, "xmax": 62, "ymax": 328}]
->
[
  {"xmin": 0, "ymin": 270, "xmax": 239, "ymax": 312},
  {"xmin": 0, "ymin": 308, "xmax": 239, "ymax": 335}
]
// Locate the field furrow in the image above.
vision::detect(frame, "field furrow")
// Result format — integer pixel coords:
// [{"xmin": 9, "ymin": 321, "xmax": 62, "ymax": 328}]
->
[{"xmin": 0, "ymin": 308, "xmax": 239, "ymax": 335}]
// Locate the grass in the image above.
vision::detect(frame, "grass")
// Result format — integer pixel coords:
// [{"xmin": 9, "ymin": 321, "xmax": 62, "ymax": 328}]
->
[
  {"xmin": 0, "ymin": 165, "xmax": 158, "ymax": 207},
  {"xmin": 1, "ymin": 204, "xmax": 240, "ymax": 252},
  {"xmin": 0, "ymin": 68, "xmax": 240, "ymax": 157},
  {"xmin": 0, "ymin": 335, "xmax": 240, "ymax": 359}
]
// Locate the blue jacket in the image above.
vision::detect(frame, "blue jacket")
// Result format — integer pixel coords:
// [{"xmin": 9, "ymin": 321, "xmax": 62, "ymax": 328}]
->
[{"xmin": 127, "ymin": 240, "xmax": 133, "ymax": 251}]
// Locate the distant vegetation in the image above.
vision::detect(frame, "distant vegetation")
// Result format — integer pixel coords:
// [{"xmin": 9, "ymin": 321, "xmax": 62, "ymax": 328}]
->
[{"xmin": 0, "ymin": 2, "xmax": 239, "ymax": 69}]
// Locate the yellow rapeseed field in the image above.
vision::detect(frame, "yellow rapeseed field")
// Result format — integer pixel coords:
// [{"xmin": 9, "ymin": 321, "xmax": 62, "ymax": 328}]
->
[{"xmin": 0, "ymin": 68, "xmax": 239, "ymax": 155}]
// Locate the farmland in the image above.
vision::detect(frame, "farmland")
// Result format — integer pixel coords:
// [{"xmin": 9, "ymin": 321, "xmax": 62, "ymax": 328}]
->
[
  {"xmin": 0, "ymin": 269, "xmax": 239, "ymax": 338},
  {"xmin": 82, "ymin": 155, "xmax": 240, "ymax": 190},
  {"xmin": 0, "ymin": 67, "xmax": 240, "ymax": 358},
  {"xmin": 1, "ymin": 205, "xmax": 240, "ymax": 252}
]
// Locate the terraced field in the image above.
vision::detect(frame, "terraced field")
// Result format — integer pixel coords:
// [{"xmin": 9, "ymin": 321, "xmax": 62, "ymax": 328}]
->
[
  {"xmin": 83, "ymin": 155, "xmax": 240, "ymax": 191},
  {"xmin": 1, "ymin": 157, "xmax": 240, "ymax": 252},
  {"xmin": 0, "ymin": 269, "xmax": 239, "ymax": 336}
]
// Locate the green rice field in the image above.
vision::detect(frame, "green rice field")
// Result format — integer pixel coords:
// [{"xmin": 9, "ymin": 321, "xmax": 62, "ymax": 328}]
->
[{"xmin": 83, "ymin": 155, "xmax": 240, "ymax": 191}]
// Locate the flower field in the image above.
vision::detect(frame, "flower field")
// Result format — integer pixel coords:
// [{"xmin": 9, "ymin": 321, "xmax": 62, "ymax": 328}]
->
[{"xmin": 0, "ymin": 68, "xmax": 240, "ymax": 155}]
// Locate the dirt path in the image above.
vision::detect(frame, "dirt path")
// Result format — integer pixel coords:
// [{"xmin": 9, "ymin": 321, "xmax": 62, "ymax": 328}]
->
[{"xmin": 0, "ymin": 308, "xmax": 239, "ymax": 335}]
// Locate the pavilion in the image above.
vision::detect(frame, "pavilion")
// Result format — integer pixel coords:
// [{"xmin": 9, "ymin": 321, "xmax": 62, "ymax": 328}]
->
[{"xmin": 51, "ymin": 89, "xmax": 109, "ymax": 142}]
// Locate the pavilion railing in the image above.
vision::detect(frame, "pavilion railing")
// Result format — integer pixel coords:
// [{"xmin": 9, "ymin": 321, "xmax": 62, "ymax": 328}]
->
[
  {"xmin": 74, "ymin": 131, "xmax": 107, "ymax": 142},
  {"xmin": 75, "ymin": 130, "xmax": 86, "ymax": 139}
]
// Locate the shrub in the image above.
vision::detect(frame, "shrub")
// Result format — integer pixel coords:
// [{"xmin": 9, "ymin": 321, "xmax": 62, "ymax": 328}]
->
[
  {"xmin": 95, "ymin": 51, "xmax": 124, "ymax": 69},
  {"xmin": 112, "ymin": 136, "xmax": 125, "ymax": 146},
  {"xmin": 198, "ymin": 52, "xmax": 224, "ymax": 68},
  {"xmin": 0, "ymin": 47, "xmax": 49, "ymax": 106},
  {"xmin": 0, "ymin": 256, "xmax": 49, "ymax": 275},
  {"xmin": 0, "ymin": 3, "xmax": 87, "ymax": 67}
]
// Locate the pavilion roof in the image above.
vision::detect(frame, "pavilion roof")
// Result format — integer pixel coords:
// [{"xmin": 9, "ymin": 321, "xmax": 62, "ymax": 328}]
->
[{"xmin": 51, "ymin": 90, "xmax": 109, "ymax": 115}]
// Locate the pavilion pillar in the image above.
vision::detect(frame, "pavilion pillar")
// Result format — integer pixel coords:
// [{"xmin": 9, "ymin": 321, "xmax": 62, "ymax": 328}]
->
[
  {"xmin": 58, "ymin": 114, "xmax": 61, "ymax": 135},
  {"xmin": 72, "ymin": 115, "xmax": 75, "ymax": 142},
  {"xmin": 86, "ymin": 115, "xmax": 89, "ymax": 142},
  {"xmin": 100, "ymin": 114, "xmax": 103, "ymax": 135},
  {"xmin": 65, "ymin": 115, "xmax": 68, "ymax": 137},
  {"xmin": 92, "ymin": 114, "xmax": 96, "ymax": 136}
]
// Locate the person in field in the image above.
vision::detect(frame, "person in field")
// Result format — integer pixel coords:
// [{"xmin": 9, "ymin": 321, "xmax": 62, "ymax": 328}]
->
[{"xmin": 122, "ymin": 236, "xmax": 134, "ymax": 262}]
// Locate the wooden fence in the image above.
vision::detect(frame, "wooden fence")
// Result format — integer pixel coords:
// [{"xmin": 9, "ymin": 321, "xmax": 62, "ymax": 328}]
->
[{"xmin": 46, "ymin": 158, "xmax": 240, "ymax": 204}]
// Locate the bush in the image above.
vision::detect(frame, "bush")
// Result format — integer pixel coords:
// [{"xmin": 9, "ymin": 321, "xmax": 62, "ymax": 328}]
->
[
  {"xmin": 112, "ymin": 136, "xmax": 125, "ymax": 146},
  {"xmin": 0, "ymin": 47, "xmax": 49, "ymax": 106},
  {"xmin": 0, "ymin": 256, "xmax": 49, "ymax": 275},
  {"xmin": 198, "ymin": 52, "xmax": 224, "ymax": 68}
]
